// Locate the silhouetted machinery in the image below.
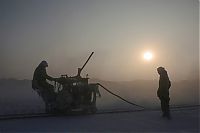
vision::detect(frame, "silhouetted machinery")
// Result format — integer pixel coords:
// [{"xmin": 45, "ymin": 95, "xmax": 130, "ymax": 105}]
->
[{"xmin": 54, "ymin": 52, "xmax": 101, "ymax": 114}]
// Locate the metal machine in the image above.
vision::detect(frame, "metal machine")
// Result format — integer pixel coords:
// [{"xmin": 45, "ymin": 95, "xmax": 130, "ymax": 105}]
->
[{"xmin": 53, "ymin": 52, "xmax": 101, "ymax": 114}]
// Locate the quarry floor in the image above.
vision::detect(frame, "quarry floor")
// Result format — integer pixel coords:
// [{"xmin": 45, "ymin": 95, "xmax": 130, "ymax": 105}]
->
[{"xmin": 0, "ymin": 106, "xmax": 199, "ymax": 132}]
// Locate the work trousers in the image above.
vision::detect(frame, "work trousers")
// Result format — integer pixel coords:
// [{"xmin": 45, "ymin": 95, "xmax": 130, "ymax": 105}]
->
[{"xmin": 159, "ymin": 96, "xmax": 170, "ymax": 116}]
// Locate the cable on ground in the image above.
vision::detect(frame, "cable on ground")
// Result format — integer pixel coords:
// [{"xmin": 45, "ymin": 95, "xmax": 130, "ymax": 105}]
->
[{"xmin": 98, "ymin": 83, "xmax": 145, "ymax": 109}]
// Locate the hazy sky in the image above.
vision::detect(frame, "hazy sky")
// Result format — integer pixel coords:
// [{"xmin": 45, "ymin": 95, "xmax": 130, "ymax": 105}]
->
[{"xmin": 0, "ymin": 0, "xmax": 199, "ymax": 81}]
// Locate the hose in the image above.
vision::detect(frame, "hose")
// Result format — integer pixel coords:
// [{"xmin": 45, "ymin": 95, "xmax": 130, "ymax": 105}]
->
[{"xmin": 97, "ymin": 83, "xmax": 145, "ymax": 109}]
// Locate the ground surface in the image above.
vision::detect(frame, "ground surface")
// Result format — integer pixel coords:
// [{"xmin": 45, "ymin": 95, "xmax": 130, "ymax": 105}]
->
[{"xmin": 0, "ymin": 107, "xmax": 199, "ymax": 132}]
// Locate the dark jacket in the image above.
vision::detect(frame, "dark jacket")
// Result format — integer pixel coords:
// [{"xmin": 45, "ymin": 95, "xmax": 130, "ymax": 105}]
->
[
  {"xmin": 157, "ymin": 70, "xmax": 171, "ymax": 98},
  {"xmin": 32, "ymin": 65, "xmax": 53, "ymax": 88}
]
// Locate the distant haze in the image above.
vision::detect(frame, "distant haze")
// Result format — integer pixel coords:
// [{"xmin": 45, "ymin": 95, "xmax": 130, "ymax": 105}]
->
[
  {"xmin": 0, "ymin": 79, "xmax": 199, "ymax": 115},
  {"xmin": 0, "ymin": 0, "xmax": 199, "ymax": 81}
]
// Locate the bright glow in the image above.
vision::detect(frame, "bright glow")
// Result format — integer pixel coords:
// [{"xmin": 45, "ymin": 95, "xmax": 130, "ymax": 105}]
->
[{"xmin": 143, "ymin": 51, "xmax": 153, "ymax": 61}]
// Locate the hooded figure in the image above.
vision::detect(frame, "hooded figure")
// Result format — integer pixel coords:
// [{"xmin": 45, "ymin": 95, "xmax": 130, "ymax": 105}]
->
[
  {"xmin": 157, "ymin": 67, "xmax": 171, "ymax": 119},
  {"xmin": 32, "ymin": 61, "xmax": 56, "ymax": 112}
]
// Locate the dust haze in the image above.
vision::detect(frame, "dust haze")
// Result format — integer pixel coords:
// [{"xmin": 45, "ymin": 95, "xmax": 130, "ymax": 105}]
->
[
  {"xmin": 0, "ymin": 0, "xmax": 199, "ymax": 81},
  {"xmin": 0, "ymin": 78, "xmax": 198, "ymax": 115},
  {"xmin": 0, "ymin": 0, "xmax": 199, "ymax": 114}
]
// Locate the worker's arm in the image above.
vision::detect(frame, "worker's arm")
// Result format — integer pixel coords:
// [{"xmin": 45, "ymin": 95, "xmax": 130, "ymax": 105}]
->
[{"xmin": 41, "ymin": 68, "xmax": 54, "ymax": 81}]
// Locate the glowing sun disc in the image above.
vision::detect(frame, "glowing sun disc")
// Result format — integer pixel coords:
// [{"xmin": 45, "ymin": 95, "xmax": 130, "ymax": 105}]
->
[{"xmin": 143, "ymin": 52, "xmax": 153, "ymax": 61}]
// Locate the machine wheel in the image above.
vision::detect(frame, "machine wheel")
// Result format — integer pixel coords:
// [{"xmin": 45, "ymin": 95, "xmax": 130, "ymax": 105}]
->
[
  {"xmin": 90, "ymin": 106, "xmax": 97, "ymax": 114},
  {"xmin": 56, "ymin": 90, "xmax": 73, "ymax": 113}
]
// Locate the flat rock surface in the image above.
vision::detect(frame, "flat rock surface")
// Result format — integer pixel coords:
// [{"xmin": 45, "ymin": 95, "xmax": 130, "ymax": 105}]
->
[{"xmin": 0, "ymin": 107, "xmax": 199, "ymax": 132}]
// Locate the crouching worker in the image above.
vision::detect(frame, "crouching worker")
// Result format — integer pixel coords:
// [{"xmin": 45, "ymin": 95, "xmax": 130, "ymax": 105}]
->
[{"xmin": 32, "ymin": 61, "xmax": 57, "ymax": 113}]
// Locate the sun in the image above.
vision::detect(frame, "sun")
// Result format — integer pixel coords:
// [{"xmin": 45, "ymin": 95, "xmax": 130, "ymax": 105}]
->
[{"xmin": 143, "ymin": 51, "xmax": 153, "ymax": 61}]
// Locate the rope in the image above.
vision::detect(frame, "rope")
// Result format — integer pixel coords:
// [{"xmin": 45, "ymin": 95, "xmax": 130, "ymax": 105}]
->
[{"xmin": 97, "ymin": 83, "xmax": 145, "ymax": 109}]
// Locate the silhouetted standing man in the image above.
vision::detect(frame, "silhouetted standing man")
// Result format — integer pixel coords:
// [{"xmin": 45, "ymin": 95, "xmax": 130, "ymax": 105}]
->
[
  {"xmin": 157, "ymin": 67, "xmax": 171, "ymax": 119},
  {"xmin": 32, "ymin": 61, "xmax": 56, "ymax": 112}
]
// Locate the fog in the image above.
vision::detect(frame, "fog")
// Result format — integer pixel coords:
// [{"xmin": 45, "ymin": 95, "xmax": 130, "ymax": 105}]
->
[
  {"xmin": 0, "ymin": 0, "xmax": 199, "ymax": 115},
  {"xmin": 0, "ymin": 79, "xmax": 198, "ymax": 115},
  {"xmin": 0, "ymin": 0, "xmax": 199, "ymax": 81}
]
